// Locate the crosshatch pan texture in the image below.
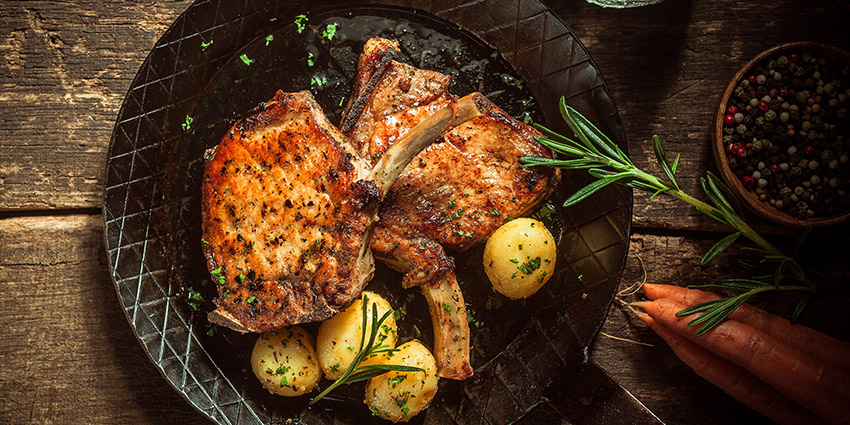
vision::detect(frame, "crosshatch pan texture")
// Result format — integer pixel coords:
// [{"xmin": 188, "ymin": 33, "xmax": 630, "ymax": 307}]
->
[{"xmin": 103, "ymin": 0, "xmax": 632, "ymax": 424}]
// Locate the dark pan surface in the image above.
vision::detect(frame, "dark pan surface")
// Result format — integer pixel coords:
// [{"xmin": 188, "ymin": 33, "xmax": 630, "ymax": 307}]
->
[{"xmin": 104, "ymin": 1, "xmax": 632, "ymax": 423}]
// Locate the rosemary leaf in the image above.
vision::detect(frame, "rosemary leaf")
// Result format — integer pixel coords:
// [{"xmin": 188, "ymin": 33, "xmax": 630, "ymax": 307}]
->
[
  {"xmin": 562, "ymin": 103, "xmax": 621, "ymax": 160},
  {"xmin": 701, "ymin": 232, "xmax": 742, "ymax": 265},
  {"xmin": 674, "ymin": 299, "xmax": 727, "ymax": 316},
  {"xmin": 710, "ymin": 278, "xmax": 771, "ymax": 289},
  {"xmin": 692, "ymin": 296, "xmax": 750, "ymax": 336},
  {"xmin": 793, "ymin": 226, "xmax": 812, "ymax": 257},
  {"xmin": 652, "ymin": 135, "xmax": 679, "ymax": 190},
  {"xmin": 562, "ymin": 173, "xmax": 632, "ymax": 207},
  {"xmin": 559, "ymin": 100, "xmax": 602, "ymax": 156},
  {"xmin": 671, "ymin": 153, "xmax": 681, "ymax": 174},
  {"xmin": 791, "ymin": 292, "xmax": 812, "ymax": 324}
]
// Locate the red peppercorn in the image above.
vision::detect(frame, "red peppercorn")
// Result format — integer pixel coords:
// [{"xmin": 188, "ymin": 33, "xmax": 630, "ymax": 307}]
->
[
  {"xmin": 758, "ymin": 101, "xmax": 769, "ymax": 112},
  {"xmin": 725, "ymin": 144, "xmax": 733, "ymax": 152},
  {"xmin": 790, "ymin": 53, "xmax": 799, "ymax": 62},
  {"xmin": 770, "ymin": 164, "xmax": 780, "ymax": 173},
  {"xmin": 727, "ymin": 105, "xmax": 738, "ymax": 115},
  {"xmin": 724, "ymin": 114, "xmax": 736, "ymax": 126},
  {"xmin": 741, "ymin": 176, "xmax": 755, "ymax": 190},
  {"xmin": 779, "ymin": 87, "xmax": 788, "ymax": 97},
  {"xmin": 748, "ymin": 74, "xmax": 757, "ymax": 83},
  {"xmin": 731, "ymin": 143, "xmax": 746, "ymax": 158},
  {"xmin": 805, "ymin": 145, "xmax": 815, "ymax": 155}
]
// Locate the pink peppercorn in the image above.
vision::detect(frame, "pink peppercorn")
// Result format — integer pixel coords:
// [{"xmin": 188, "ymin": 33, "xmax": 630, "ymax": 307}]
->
[
  {"xmin": 770, "ymin": 164, "xmax": 780, "ymax": 173},
  {"xmin": 748, "ymin": 74, "xmax": 757, "ymax": 83},
  {"xmin": 758, "ymin": 101, "xmax": 769, "ymax": 112},
  {"xmin": 805, "ymin": 145, "xmax": 815, "ymax": 155},
  {"xmin": 741, "ymin": 176, "xmax": 755, "ymax": 190},
  {"xmin": 724, "ymin": 114, "xmax": 736, "ymax": 126},
  {"xmin": 727, "ymin": 105, "xmax": 738, "ymax": 115},
  {"xmin": 779, "ymin": 87, "xmax": 788, "ymax": 97},
  {"xmin": 790, "ymin": 53, "xmax": 799, "ymax": 62}
]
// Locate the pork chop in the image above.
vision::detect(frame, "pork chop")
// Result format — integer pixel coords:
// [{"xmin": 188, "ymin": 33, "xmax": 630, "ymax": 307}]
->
[
  {"xmin": 202, "ymin": 90, "xmax": 482, "ymax": 333},
  {"xmin": 343, "ymin": 38, "xmax": 558, "ymax": 380}
]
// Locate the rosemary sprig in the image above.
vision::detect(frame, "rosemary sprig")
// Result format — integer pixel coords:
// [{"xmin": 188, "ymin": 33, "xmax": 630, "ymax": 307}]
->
[
  {"xmin": 520, "ymin": 96, "xmax": 817, "ymax": 334},
  {"xmin": 309, "ymin": 294, "xmax": 423, "ymax": 405}
]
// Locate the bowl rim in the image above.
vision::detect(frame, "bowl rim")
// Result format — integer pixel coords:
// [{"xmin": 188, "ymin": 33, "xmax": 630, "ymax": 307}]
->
[{"xmin": 713, "ymin": 41, "xmax": 850, "ymax": 227}]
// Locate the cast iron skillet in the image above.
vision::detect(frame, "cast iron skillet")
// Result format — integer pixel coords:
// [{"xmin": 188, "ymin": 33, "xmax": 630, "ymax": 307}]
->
[{"xmin": 104, "ymin": 1, "xmax": 657, "ymax": 423}]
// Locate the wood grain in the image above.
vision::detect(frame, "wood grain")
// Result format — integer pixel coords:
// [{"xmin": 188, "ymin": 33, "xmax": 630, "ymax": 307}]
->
[
  {"xmin": 0, "ymin": 214, "xmax": 206, "ymax": 424},
  {"xmin": 0, "ymin": 1, "xmax": 191, "ymax": 210}
]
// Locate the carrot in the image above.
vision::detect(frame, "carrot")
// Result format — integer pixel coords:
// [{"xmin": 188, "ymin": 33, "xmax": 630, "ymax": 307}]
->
[
  {"xmin": 632, "ymin": 307, "xmax": 828, "ymax": 425},
  {"xmin": 642, "ymin": 283, "xmax": 850, "ymax": 374},
  {"xmin": 635, "ymin": 298, "xmax": 850, "ymax": 425}
]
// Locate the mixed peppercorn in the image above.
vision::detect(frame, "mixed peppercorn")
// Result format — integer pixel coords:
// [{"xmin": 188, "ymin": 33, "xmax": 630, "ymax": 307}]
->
[{"xmin": 722, "ymin": 50, "xmax": 850, "ymax": 219}]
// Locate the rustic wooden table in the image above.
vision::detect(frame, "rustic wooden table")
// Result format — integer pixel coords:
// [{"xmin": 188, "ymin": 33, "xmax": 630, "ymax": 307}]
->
[{"xmin": 2, "ymin": 0, "xmax": 849, "ymax": 424}]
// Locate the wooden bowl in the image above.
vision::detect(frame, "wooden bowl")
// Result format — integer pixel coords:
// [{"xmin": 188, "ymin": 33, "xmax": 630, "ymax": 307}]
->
[{"xmin": 714, "ymin": 41, "xmax": 850, "ymax": 227}]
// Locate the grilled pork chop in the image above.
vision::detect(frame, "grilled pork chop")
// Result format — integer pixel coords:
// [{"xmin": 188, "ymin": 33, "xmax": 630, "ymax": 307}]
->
[
  {"xmin": 343, "ymin": 38, "xmax": 558, "ymax": 380},
  {"xmin": 202, "ymin": 90, "xmax": 482, "ymax": 333}
]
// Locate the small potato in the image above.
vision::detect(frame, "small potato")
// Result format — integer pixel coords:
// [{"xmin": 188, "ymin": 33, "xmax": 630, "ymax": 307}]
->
[
  {"xmin": 483, "ymin": 217, "xmax": 556, "ymax": 299},
  {"xmin": 364, "ymin": 340, "xmax": 438, "ymax": 422},
  {"xmin": 251, "ymin": 326, "xmax": 321, "ymax": 397},
  {"xmin": 317, "ymin": 291, "xmax": 398, "ymax": 380}
]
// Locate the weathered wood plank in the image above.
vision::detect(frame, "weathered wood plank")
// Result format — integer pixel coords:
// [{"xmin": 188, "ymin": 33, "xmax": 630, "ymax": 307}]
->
[
  {"xmin": 0, "ymin": 214, "xmax": 206, "ymax": 424},
  {"xmin": 2, "ymin": 0, "xmax": 849, "ymax": 234},
  {"xmin": 0, "ymin": 1, "xmax": 191, "ymax": 210},
  {"xmin": 1, "ymin": 215, "xmax": 845, "ymax": 424}
]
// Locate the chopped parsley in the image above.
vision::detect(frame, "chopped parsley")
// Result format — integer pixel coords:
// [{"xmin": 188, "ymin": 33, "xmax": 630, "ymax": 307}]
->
[
  {"xmin": 452, "ymin": 229, "xmax": 472, "ymax": 237},
  {"xmin": 347, "ymin": 345, "xmax": 355, "ymax": 352},
  {"xmin": 518, "ymin": 244, "xmax": 523, "ymax": 250},
  {"xmin": 578, "ymin": 274, "xmax": 583, "ymax": 281},
  {"xmin": 401, "ymin": 406, "xmax": 410, "ymax": 418},
  {"xmin": 186, "ymin": 288, "xmax": 204, "ymax": 311},
  {"xmin": 330, "ymin": 363, "xmax": 340, "ymax": 373},
  {"xmin": 247, "ymin": 295, "xmax": 256, "ymax": 303},
  {"xmin": 310, "ymin": 75, "xmax": 327, "ymax": 87},
  {"xmin": 322, "ymin": 23, "xmax": 338, "ymax": 40},
  {"xmin": 210, "ymin": 267, "xmax": 226, "ymax": 286},
  {"xmin": 239, "ymin": 53, "xmax": 253, "ymax": 66},
  {"xmin": 265, "ymin": 34, "xmax": 273, "ymax": 46},
  {"xmin": 388, "ymin": 375, "xmax": 407, "ymax": 388},
  {"xmin": 443, "ymin": 303, "xmax": 452, "ymax": 313},
  {"xmin": 201, "ymin": 40, "xmax": 213, "ymax": 51},
  {"xmin": 269, "ymin": 17, "xmax": 277, "ymax": 22},
  {"xmin": 518, "ymin": 256, "xmax": 542, "ymax": 275},
  {"xmin": 280, "ymin": 375, "xmax": 288, "ymax": 387},
  {"xmin": 509, "ymin": 258, "xmax": 519, "ymax": 264},
  {"xmin": 307, "ymin": 51, "xmax": 314, "ymax": 67},
  {"xmin": 206, "ymin": 325, "xmax": 218, "ymax": 337},
  {"xmin": 538, "ymin": 202, "xmax": 556, "ymax": 219},
  {"xmin": 338, "ymin": 96, "xmax": 345, "ymax": 107},
  {"xmin": 201, "ymin": 238, "xmax": 210, "ymax": 245},
  {"xmin": 275, "ymin": 364, "xmax": 290, "ymax": 375},
  {"xmin": 181, "ymin": 115, "xmax": 193, "ymax": 131},
  {"xmin": 448, "ymin": 200, "xmax": 456, "ymax": 209},
  {"xmin": 294, "ymin": 14, "xmax": 308, "ymax": 33},
  {"xmin": 237, "ymin": 274, "xmax": 246, "ymax": 283},
  {"xmin": 490, "ymin": 50, "xmax": 499, "ymax": 59},
  {"xmin": 501, "ymin": 73, "xmax": 523, "ymax": 89},
  {"xmin": 490, "ymin": 208, "xmax": 500, "ymax": 216}
]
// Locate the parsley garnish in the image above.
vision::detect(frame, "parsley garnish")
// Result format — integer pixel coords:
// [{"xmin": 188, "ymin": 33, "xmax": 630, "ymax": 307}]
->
[
  {"xmin": 186, "ymin": 288, "xmax": 204, "ymax": 311},
  {"xmin": 210, "ymin": 267, "xmax": 226, "ymax": 286},
  {"xmin": 247, "ymin": 295, "xmax": 256, "ymax": 303},
  {"xmin": 509, "ymin": 258, "xmax": 519, "ymax": 264},
  {"xmin": 490, "ymin": 208, "xmax": 500, "ymax": 216},
  {"xmin": 310, "ymin": 75, "xmax": 327, "ymax": 87},
  {"xmin": 322, "ymin": 23, "xmax": 338, "ymax": 40},
  {"xmin": 518, "ymin": 256, "xmax": 542, "ymax": 275},
  {"xmin": 294, "ymin": 14, "xmax": 308, "ymax": 33},
  {"xmin": 182, "ymin": 115, "xmax": 193, "ymax": 131},
  {"xmin": 201, "ymin": 40, "xmax": 213, "ymax": 51},
  {"xmin": 237, "ymin": 274, "xmax": 246, "ymax": 283},
  {"xmin": 538, "ymin": 202, "xmax": 556, "ymax": 219},
  {"xmin": 265, "ymin": 34, "xmax": 273, "ymax": 46},
  {"xmin": 307, "ymin": 51, "xmax": 314, "ymax": 67},
  {"xmin": 276, "ymin": 364, "xmax": 290, "ymax": 375},
  {"xmin": 280, "ymin": 375, "xmax": 288, "ymax": 387},
  {"xmin": 201, "ymin": 238, "xmax": 210, "ymax": 245},
  {"xmin": 239, "ymin": 53, "xmax": 252, "ymax": 66},
  {"xmin": 452, "ymin": 229, "xmax": 471, "ymax": 237},
  {"xmin": 443, "ymin": 303, "xmax": 452, "ymax": 313}
]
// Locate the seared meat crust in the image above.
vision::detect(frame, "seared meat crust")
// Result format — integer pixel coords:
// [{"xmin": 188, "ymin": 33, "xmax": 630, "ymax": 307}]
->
[
  {"xmin": 202, "ymin": 90, "xmax": 377, "ymax": 333},
  {"xmin": 340, "ymin": 39, "xmax": 452, "ymax": 159}
]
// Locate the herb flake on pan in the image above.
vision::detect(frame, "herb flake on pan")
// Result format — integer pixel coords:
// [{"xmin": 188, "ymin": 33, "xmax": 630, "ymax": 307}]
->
[
  {"xmin": 294, "ymin": 14, "xmax": 307, "ymax": 33},
  {"xmin": 239, "ymin": 54, "xmax": 253, "ymax": 66}
]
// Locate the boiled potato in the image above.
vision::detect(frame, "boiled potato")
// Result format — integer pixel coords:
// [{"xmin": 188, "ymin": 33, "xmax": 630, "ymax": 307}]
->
[
  {"xmin": 317, "ymin": 291, "xmax": 398, "ymax": 380},
  {"xmin": 251, "ymin": 326, "xmax": 321, "ymax": 397},
  {"xmin": 483, "ymin": 217, "xmax": 556, "ymax": 299},
  {"xmin": 364, "ymin": 340, "xmax": 438, "ymax": 422}
]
